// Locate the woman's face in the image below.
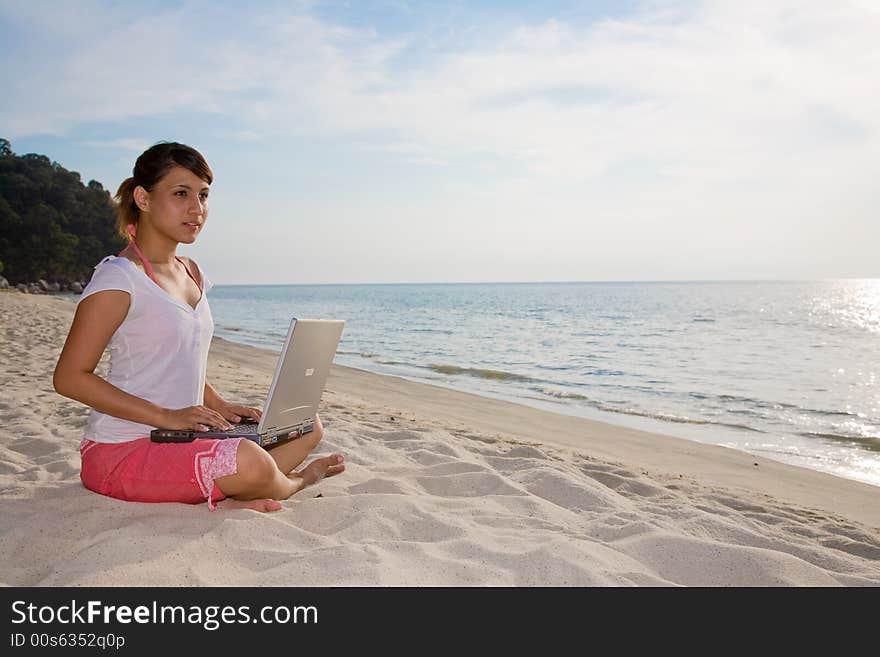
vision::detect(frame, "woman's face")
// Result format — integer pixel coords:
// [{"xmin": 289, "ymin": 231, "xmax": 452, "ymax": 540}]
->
[{"xmin": 136, "ymin": 165, "xmax": 210, "ymax": 244}]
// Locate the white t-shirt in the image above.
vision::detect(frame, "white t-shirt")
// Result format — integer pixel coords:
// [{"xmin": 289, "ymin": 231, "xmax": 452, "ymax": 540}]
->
[{"xmin": 77, "ymin": 255, "xmax": 214, "ymax": 443}]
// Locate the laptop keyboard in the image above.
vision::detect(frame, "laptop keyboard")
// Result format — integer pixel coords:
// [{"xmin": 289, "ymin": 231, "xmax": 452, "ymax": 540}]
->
[{"xmin": 214, "ymin": 422, "xmax": 259, "ymax": 434}]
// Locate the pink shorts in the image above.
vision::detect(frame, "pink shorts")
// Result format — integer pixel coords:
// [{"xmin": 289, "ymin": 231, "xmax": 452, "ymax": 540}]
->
[{"xmin": 79, "ymin": 436, "xmax": 243, "ymax": 510}]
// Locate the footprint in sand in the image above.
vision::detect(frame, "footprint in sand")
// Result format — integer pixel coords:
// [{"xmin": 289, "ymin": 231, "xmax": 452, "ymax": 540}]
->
[
  {"xmin": 406, "ymin": 449, "xmax": 458, "ymax": 467},
  {"xmin": 514, "ymin": 468, "xmax": 624, "ymax": 514},
  {"xmin": 586, "ymin": 470, "xmax": 667, "ymax": 498},
  {"xmin": 349, "ymin": 478, "xmax": 411, "ymax": 495},
  {"xmin": 500, "ymin": 445, "xmax": 550, "ymax": 460},
  {"xmin": 414, "ymin": 471, "xmax": 526, "ymax": 498},
  {"xmin": 421, "ymin": 461, "xmax": 489, "ymax": 477}
]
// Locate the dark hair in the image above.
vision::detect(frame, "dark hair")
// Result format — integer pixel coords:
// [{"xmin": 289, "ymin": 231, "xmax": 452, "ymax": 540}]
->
[{"xmin": 114, "ymin": 142, "xmax": 213, "ymax": 239}]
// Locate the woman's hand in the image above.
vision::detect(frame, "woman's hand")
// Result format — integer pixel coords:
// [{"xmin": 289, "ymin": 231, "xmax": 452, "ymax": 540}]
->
[
  {"xmin": 213, "ymin": 401, "xmax": 263, "ymax": 424},
  {"xmin": 159, "ymin": 405, "xmax": 235, "ymax": 431}
]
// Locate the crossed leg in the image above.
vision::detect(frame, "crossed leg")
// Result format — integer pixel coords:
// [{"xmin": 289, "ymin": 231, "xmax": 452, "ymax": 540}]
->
[
  {"xmin": 214, "ymin": 414, "xmax": 344, "ymax": 512},
  {"xmin": 264, "ymin": 414, "xmax": 327, "ymax": 474}
]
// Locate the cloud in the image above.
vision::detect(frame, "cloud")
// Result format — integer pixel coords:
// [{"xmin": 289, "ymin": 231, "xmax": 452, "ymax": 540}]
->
[
  {"xmin": 225, "ymin": 0, "xmax": 878, "ymax": 189},
  {"xmin": 82, "ymin": 138, "xmax": 153, "ymax": 152},
  {"xmin": 5, "ymin": 1, "xmax": 878, "ymax": 173},
  {"xmin": 3, "ymin": 0, "xmax": 879, "ymax": 280}
]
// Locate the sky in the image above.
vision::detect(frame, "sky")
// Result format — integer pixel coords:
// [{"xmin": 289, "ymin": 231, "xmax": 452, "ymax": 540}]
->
[{"xmin": 2, "ymin": 0, "xmax": 878, "ymax": 284}]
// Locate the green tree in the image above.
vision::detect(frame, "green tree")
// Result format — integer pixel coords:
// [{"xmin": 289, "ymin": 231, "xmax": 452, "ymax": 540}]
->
[{"xmin": 0, "ymin": 138, "xmax": 124, "ymax": 284}]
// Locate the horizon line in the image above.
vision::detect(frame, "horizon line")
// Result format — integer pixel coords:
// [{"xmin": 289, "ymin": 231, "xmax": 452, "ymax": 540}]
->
[{"xmin": 210, "ymin": 277, "xmax": 880, "ymax": 287}]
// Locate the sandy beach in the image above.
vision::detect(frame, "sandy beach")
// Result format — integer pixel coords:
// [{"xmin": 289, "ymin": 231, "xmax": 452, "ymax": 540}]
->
[{"xmin": 1, "ymin": 291, "xmax": 879, "ymax": 586}]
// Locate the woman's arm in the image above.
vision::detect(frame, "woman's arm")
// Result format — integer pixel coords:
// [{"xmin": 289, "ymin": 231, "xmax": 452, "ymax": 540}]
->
[
  {"xmin": 54, "ymin": 291, "xmax": 231, "ymax": 430},
  {"xmin": 53, "ymin": 290, "xmax": 167, "ymax": 425}
]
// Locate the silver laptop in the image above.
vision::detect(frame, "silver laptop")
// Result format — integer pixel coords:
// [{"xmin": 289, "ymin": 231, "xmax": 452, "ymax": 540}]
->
[{"xmin": 150, "ymin": 318, "xmax": 344, "ymax": 447}]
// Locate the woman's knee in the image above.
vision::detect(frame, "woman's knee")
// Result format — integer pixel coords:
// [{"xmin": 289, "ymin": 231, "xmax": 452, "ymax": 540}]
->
[
  {"xmin": 292, "ymin": 421, "xmax": 323, "ymax": 452},
  {"xmin": 235, "ymin": 440, "xmax": 278, "ymax": 485},
  {"xmin": 308, "ymin": 421, "xmax": 324, "ymax": 447}
]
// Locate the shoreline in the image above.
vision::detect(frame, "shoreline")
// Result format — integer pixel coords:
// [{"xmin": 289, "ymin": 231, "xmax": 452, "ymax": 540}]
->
[
  {"xmin": 207, "ymin": 279, "xmax": 880, "ymax": 492},
  {"xmin": 214, "ymin": 335, "xmax": 880, "ymax": 529},
  {"xmin": 2, "ymin": 291, "xmax": 879, "ymax": 586},
  {"xmin": 319, "ymin": 350, "xmax": 880, "ymax": 491}
]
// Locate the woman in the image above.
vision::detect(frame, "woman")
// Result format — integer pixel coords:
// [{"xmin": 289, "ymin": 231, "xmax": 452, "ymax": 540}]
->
[{"xmin": 53, "ymin": 142, "xmax": 344, "ymax": 512}]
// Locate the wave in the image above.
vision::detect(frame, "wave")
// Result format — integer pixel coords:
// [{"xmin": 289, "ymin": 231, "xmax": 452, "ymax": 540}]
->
[
  {"xmin": 802, "ymin": 408, "xmax": 863, "ymax": 418},
  {"xmin": 716, "ymin": 394, "xmax": 796, "ymax": 408},
  {"xmin": 338, "ymin": 351, "xmax": 422, "ymax": 368},
  {"xmin": 536, "ymin": 388, "xmax": 589, "ymax": 401},
  {"xmin": 715, "ymin": 394, "xmax": 860, "ymax": 418},
  {"xmin": 409, "ymin": 328, "xmax": 454, "ymax": 335},
  {"xmin": 596, "ymin": 407, "xmax": 762, "ymax": 433},
  {"xmin": 799, "ymin": 432, "xmax": 880, "ymax": 452},
  {"xmin": 533, "ymin": 364, "xmax": 577, "ymax": 372},
  {"xmin": 530, "ymin": 386, "xmax": 761, "ymax": 433},
  {"xmin": 585, "ymin": 368, "xmax": 627, "ymax": 377},
  {"xmin": 338, "ymin": 350, "xmax": 379, "ymax": 359},
  {"xmin": 428, "ymin": 364, "xmax": 536, "ymax": 383},
  {"xmin": 337, "ymin": 353, "xmax": 540, "ymax": 383}
]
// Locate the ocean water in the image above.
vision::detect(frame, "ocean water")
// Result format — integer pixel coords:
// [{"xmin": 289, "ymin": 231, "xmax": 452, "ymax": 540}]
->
[{"xmin": 208, "ymin": 281, "xmax": 880, "ymax": 487}]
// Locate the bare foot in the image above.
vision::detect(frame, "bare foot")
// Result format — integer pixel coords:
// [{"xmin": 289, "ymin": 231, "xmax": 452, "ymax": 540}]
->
[
  {"xmin": 290, "ymin": 453, "xmax": 345, "ymax": 491},
  {"xmin": 217, "ymin": 498, "xmax": 283, "ymax": 512}
]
